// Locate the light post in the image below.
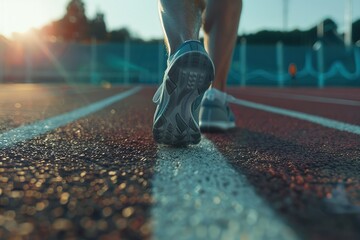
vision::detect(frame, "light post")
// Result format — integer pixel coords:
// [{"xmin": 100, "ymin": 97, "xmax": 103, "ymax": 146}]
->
[
  {"xmin": 283, "ymin": 0, "xmax": 289, "ymax": 31},
  {"xmin": 344, "ymin": 0, "xmax": 353, "ymax": 47}
]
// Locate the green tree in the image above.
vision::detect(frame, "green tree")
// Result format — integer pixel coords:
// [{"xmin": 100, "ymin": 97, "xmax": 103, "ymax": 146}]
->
[
  {"xmin": 108, "ymin": 28, "xmax": 131, "ymax": 42},
  {"xmin": 353, "ymin": 19, "xmax": 360, "ymax": 43},
  {"xmin": 60, "ymin": 0, "xmax": 89, "ymax": 41},
  {"xmin": 90, "ymin": 12, "xmax": 107, "ymax": 41}
]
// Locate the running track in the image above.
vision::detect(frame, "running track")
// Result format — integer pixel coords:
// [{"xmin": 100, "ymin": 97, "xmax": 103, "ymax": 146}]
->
[{"xmin": 0, "ymin": 84, "xmax": 359, "ymax": 240}]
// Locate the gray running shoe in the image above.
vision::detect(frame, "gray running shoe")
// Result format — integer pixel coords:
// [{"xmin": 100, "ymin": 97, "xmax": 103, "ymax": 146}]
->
[
  {"xmin": 152, "ymin": 40, "xmax": 214, "ymax": 145},
  {"xmin": 199, "ymin": 88, "xmax": 236, "ymax": 132}
]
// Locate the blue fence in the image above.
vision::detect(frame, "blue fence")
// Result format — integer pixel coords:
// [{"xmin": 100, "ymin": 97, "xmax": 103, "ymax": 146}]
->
[{"xmin": 0, "ymin": 39, "xmax": 359, "ymax": 87}]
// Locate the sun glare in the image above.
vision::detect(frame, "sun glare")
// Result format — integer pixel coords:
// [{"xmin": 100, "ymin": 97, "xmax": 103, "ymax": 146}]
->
[{"xmin": 0, "ymin": 0, "xmax": 63, "ymax": 38}]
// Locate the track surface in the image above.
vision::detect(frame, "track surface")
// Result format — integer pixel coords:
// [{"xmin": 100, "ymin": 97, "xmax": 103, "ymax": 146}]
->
[{"xmin": 0, "ymin": 84, "xmax": 359, "ymax": 240}]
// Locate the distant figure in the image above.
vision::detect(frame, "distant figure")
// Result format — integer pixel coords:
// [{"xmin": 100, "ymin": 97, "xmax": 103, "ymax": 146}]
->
[
  {"xmin": 152, "ymin": 0, "xmax": 242, "ymax": 145},
  {"xmin": 288, "ymin": 63, "xmax": 297, "ymax": 85}
]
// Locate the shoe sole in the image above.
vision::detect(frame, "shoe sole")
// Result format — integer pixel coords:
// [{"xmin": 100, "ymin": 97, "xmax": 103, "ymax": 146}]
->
[{"xmin": 153, "ymin": 52, "xmax": 214, "ymax": 146}]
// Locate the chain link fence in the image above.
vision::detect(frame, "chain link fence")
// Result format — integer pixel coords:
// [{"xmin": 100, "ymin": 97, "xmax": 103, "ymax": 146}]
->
[{"xmin": 0, "ymin": 39, "xmax": 359, "ymax": 87}]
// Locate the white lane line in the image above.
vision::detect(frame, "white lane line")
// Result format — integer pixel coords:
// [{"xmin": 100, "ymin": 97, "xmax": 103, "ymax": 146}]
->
[
  {"xmin": 228, "ymin": 98, "xmax": 360, "ymax": 135},
  {"xmin": 152, "ymin": 138, "xmax": 298, "ymax": 240},
  {"xmin": 242, "ymin": 92, "xmax": 360, "ymax": 106},
  {"xmin": 0, "ymin": 86, "xmax": 142, "ymax": 149}
]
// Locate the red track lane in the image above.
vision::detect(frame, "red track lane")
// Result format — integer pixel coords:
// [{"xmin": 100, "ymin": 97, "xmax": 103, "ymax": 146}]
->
[
  {"xmin": 205, "ymin": 88, "xmax": 360, "ymax": 240},
  {"xmin": 238, "ymin": 87, "xmax": 360, "ymax": 101},
  {"xmin": 1, "ymin": 85, "xmax": 359, "ymax": 240},
  {"xmin": 228, "ymin": 98, "xmax": 359, "ymax": 154},
  {"xmin": 0, "ymin": 84, "xmax": 129, "ymax": 133},
  {"xmin": 208, "ymin": 129, "xmax": 360, "ymax": 240},
  {"xmin": 228, "ymin": 88, "xmax": 360, "ymax": 125},
  {"xmin": 0, "ymin": 87, "xmax": 157, "ymax": 240}
]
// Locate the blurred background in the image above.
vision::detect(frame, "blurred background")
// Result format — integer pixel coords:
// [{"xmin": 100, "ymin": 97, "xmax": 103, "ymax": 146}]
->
[{"xmin": 0, "ymin": 0, "xmax": 359, "ymax": 87}]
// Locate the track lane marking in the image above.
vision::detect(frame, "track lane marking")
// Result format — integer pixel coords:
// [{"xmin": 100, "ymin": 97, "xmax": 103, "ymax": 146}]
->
[
  {"xmin": 239, "ymin": 92, "xmax": 360, "ymax": 106},
  {"xmin": 228, "ymin": 97, "xmax": 360, "ymax": 135},
  {"xmin": 0, "ymin": 86, "xmax": 142, "ymax": 149},
  {"xmin": 152, "ymin": 138, "xmax": 298, "ymax": 240}
]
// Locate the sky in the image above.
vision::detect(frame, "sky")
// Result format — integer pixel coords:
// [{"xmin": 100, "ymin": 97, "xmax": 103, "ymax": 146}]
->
[{"xmin": 0, "ymin": 0, "xmax": 359, "ymax": 39}]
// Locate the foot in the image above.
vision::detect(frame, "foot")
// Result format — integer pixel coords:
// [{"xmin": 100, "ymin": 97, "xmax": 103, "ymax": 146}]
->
[
  {"xmin": 152, "ymin": 40, "xmax": 214, "ymax": 146},
  {"xmin": 199, "ymin": 88, "xmax": 236, "ymax": 132}
]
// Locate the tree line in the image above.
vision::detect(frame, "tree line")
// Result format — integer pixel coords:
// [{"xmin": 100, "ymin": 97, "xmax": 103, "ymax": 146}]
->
[
  {"xmin": 40, "ymin": 0, "xmax": 133, "ymax": 42},
  {"xmin": 17, "ymin": 0, "xmax": 360, "ymax": 45},
  {"xmin": 240, "ymin": 18, "xmax": 360, "ymax": 46}
]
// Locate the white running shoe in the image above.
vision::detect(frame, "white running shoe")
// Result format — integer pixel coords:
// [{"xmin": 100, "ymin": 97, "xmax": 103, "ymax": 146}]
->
[
  {"xmin": 199, "ymin": 88, "xmax": 236, "ymax": 132},
  {"xmin": 152, "ymin": 40, "xmax": 214, "ymax": 145}
]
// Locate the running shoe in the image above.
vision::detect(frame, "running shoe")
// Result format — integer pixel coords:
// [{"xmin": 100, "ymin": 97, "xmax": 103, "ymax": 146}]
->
[
  {"xmin": 199, "ymin": 88, "xmax": 236, "ymax": 132},
  {"xmin": 152, "ymin": 40, "xmax": 214, "ymax": 145}
]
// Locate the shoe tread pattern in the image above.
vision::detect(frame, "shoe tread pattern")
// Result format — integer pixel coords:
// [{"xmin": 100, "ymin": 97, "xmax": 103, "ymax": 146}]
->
[{"xmin": 153, "ymin": 51, "xmax": 213, "ymax": 146}]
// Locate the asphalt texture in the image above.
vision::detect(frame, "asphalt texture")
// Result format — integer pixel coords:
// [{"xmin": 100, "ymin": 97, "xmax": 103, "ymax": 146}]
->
[{"xmin": 0, "ymin": 84, "xmax": 359, "ymax": 240}]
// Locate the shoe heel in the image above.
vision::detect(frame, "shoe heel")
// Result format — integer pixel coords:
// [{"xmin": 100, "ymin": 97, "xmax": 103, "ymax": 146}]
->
[{"xmin": 153, "ymin": 51, "xmax": 214, "ymax": 145}]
